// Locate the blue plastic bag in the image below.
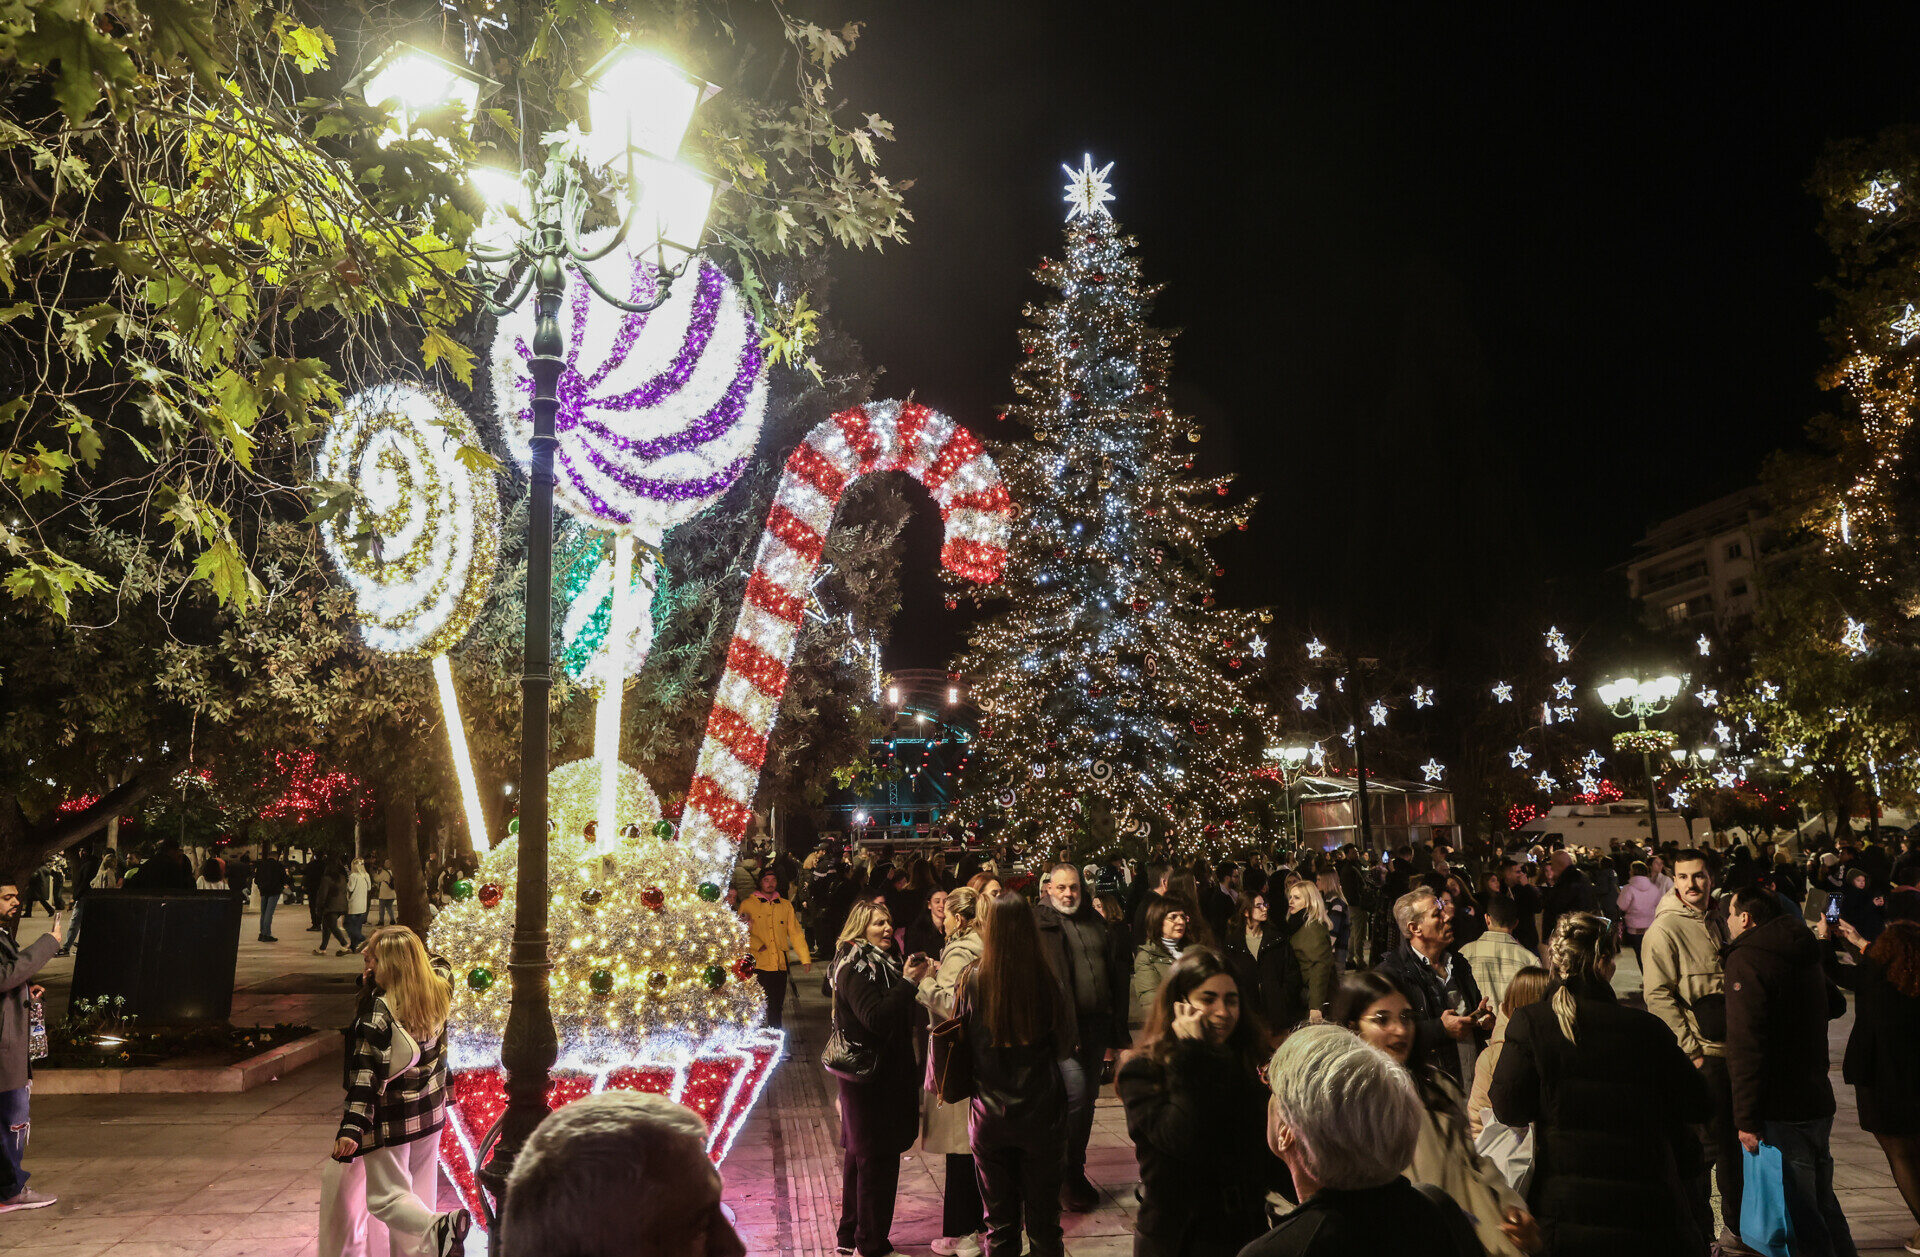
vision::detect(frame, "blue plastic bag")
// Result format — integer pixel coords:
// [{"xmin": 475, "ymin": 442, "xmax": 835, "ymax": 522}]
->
[{"xmin": 1740, "ymin": 1142, "xmax": 1796, "ymax": 1257}]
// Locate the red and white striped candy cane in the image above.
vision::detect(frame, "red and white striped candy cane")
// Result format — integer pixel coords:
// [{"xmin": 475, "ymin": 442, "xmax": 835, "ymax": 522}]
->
[{"xmin": 680, "ymin": 399, "xmax": 1012, "ymax": 881}]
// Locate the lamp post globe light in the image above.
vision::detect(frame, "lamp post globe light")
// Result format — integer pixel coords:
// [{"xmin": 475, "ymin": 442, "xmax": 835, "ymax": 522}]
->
[
  {"xmin": 1265, "ymin": 743, "xmax": 1313, "ymax": 850},
  {"xmin": 358, "ymin": 39, "xmax": 720, "ymax": 1206},
  {"xmin": 1596, "ymin": 674, "xmax": 1685, "ymax": 847}
]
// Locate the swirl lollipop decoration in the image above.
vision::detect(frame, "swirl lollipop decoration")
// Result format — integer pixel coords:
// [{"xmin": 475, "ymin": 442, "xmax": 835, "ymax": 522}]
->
[
  {"xmin": 491, "ymin": 240, "xmax": 770, "ymax": 846},
  {"xmin": 316, "ymin": 383, "xmax": 499, "ymax": 850}
]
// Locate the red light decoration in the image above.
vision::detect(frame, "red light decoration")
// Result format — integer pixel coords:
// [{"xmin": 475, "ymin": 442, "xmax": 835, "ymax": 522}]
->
[
  {"xmin": 438, "ymin": 1034, "xmax": 783, "ymax": 1231},
  {"xmin": 258, "ymin": 750, "xmax": 359, "ymax": 822}
]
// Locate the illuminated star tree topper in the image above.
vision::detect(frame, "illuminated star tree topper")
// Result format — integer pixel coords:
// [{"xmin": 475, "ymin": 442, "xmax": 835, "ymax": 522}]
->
[{"xmin": 1062, "ymin": 153, "xmax": 1116, "ymax": 221}]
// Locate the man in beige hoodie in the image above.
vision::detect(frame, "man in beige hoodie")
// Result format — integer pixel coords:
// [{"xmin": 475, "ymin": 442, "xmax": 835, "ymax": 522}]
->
[{"xmin": 1641, "ymin": 849, "xmax": 1754, "ymax": 1256}]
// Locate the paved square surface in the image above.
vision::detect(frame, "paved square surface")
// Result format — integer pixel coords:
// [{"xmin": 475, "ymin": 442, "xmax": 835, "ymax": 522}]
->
[{"xmin": 5, "ymin": 910, "xmax": 1915, "ymax": 1254}]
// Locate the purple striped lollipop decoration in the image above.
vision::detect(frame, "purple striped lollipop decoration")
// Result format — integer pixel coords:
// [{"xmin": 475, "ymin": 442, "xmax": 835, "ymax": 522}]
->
[{"xmin": 491, "ymin": 233, "xmax": 769, "ymax": 541}]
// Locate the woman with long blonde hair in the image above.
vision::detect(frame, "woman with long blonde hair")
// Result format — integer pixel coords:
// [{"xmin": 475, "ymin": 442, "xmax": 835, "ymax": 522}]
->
[
  {"xmin": 1284, "ymin": 879, "xmax": 1335, "ymax": 1024},
  {"xmin": 320, "ymin": 926, "xmax": 468, "ymax": 1257}
]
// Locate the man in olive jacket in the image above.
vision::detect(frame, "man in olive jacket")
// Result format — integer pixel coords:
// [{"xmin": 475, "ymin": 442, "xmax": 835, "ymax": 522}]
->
[{"xmin": 0, "ymin": 883, "xmax": 62, "ymax": 1211}]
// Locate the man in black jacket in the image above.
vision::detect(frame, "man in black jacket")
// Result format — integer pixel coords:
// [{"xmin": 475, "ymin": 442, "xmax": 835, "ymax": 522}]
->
[
  {"xmin": 1539, "ymin": 850, "xmax": 1601, "ymax": 944},
  {"xmin": 253, "ymin": 850, "xmax": 287, "ymax": 942},
  {"xmin": 1376, "ymin": 887, "xmax": 1491, "ymax": 1086},
  {"xmin": 1035, "ymin": 861, "xmax": 1129, "ymax": 1213},
  {"xmin": 1724, "ymin": 886, "xmax": 1856, "ymax": 1257}
]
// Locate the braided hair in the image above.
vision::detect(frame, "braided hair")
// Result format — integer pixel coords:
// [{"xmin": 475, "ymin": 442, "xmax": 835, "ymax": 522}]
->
[{"xmin": 1545, "ymin": 911, "xmax": 1618, "ymax": 1044}]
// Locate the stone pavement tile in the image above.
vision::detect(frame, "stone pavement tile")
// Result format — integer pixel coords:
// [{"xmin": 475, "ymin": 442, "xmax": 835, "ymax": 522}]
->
[
  {"xmin": 90, "ymin": 1244, "xmax": 230, "ymax": 1257},
  {"xmin": 1064, "ymin": 1235, "xmax": 1135, "ymax": 1257},
  {"xmin": 1, "ymin": 1244, "xmax": 114, "ymax": 1257},
  {"xmin": 178, "ymin": 1184, "xmax": 277, "ymax": 1215},
  {"xmin": 111, "ymin": 1213, "xmax": 244, "ymax": 1246},
  {"xmin": 194, "ymin": 1234, "xmax": 319, "ymax": 1257},
  {"xmin": 256, "ymin": 1182, "xmax": 321, "ymax": 1214},
  {"xmin": 0, "ymin": 1210, "xmax": 155, "ymax": 1246},
  {"xmin": 224, "ymin": 1212, "xmax": 316, "ymax": 1240}
]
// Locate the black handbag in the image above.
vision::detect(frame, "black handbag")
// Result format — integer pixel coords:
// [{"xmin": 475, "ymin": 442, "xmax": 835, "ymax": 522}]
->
[
  {"xmin": 928, "ymin": 966, "xmax": 976, "ymax": 1103},
  {"xmin": 821, "ymin": 957, "xmax": 879, "ymax": 1081}
]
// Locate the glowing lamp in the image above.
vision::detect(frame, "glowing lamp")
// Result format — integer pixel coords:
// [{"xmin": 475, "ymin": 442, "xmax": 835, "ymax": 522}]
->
[
  {"xmin": 627, "ymin": 154, "xmax": 719, "ymax": 267},
  {"xmin": 1669, "ymin": 748, "xmax": 1688, "ymax": 763},
  {"xmin": 354, "ymin": 45, "xmax": 496, "ymax": 146},
  {"xmin": 470, "ymin": 165, "xmax": 533, "ymax": 253},
  {"xmin": 579, "ymin": 46, "xmax": 717, "ymax": 168},
  {"xmin": 1698, "ymin": 746, "xmax": 1718, "ymax": 763}
]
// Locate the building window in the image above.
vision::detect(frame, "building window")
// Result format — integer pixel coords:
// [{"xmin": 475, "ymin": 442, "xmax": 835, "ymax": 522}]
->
[
  {"xmin": 1728, "ymin": 579, "xmax": 1749, "ymax": 597},
  {"xmin": 1725, "ymin": 540, "xmax": 1744, "ymax": 560},
  {"xmin": 1665, "ymin": 602, "xmax": 1689, "ymax": 624}
]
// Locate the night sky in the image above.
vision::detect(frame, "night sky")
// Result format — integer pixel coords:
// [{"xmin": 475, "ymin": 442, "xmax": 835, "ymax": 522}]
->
[{"xmin": 825, "ymin": 3, "xmax": 1920, "ymax": 670}]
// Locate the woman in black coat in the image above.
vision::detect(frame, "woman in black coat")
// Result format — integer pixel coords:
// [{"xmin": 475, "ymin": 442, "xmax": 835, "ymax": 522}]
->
[
  {"xmin": 1490, "ymin": 911, "xmax": 1710, "ymax": 1257},
  {"xmin": 829, "ymin": 899, "xmax": 933, "ymax": 1257},
  {"xmin": 1824, "ymin": 916, "xmax": 1920, "ymax": 1245},
  {"xmin": 1221, "ymin": 890, "xmax": 1300, "ymax": 1037},
  {"xmin": 1119, "ymin": 946, "xmax": 1289, "ymax": 1257}
]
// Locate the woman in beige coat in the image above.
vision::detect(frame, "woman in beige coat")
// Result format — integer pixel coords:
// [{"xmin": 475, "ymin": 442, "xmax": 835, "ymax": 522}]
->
[{"xmin": 918, "ymin": 887, "xmax": 984, "ymax": 1254}]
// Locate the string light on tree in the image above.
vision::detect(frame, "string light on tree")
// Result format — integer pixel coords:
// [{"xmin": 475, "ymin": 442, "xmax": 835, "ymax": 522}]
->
[
  {"xmin": 1296, "ymin": 686, "xmax": 1320, "ymax": 711},
  {"xmin": 1713, "ymin": 766, "xmax": 1741, "ymax": 789},
  {"xmin": 1843, "ymin": 617, "xmax": 1869, "ymax": 655},
  {"xmin": 1306, "ymin": 638, "xmax": 1327, "ymax": 660},
  {"xmin": 1669, "ymin": 786, "xmax": 1692, "ymax": 810},
  {"xmin": 1858, "ymin": 178, "xmax": 1901, "ymax": 214},
  {"xmin": 1247, "ymin": 632, "xmax": 1267, "ymax": 659},
  {"xmin": 1534, "ymin": 771, "xmax": 1558, "ymax": 793},
  {"xmin": 1509, "ymin": 746, "xmax": 1533, "ymax": 769},
  {"xmin": 1760, "ymin": 680, "xmax": 1780, "ymax": 701},
  {"xmin": 1410, "ymin": 685, "xmax": 1433, "ymax": 709},
  {"xmin": 1552, "ymin": 677, "xmax": 1575, "ymax": 701},
  {"xmin": 1369, "ymin": 701, "xmax": 1389, "ymax": 727},
  {"xmin": 1491, "ymin": 681, "xmax": 1513, "ymax": 703},
  {"xmin": 1713, "ymin": 722, "xmax": 1732, "ymax": 743},
  {"xmin": 1894, "ymin": 305, "xmax": 1920, "ymax": 346},
  {"xmin": 1544, "ymin": 626, "xmax": 1571, "ymax": 661},
  {"xmin": 1582, "ymin": 749, "xmax": 1606, "ymax": 772},
  {"xmin": 1577, "ymin": 774, "xmax": 1599, "ymax": 795},
  {"xmin": 1695, "ymin": 687, "xmax": 1719, "ymax": 708},
  {"xmin": 1420, "ymin": 759, "xmax": 1445, "ymax": 783}
]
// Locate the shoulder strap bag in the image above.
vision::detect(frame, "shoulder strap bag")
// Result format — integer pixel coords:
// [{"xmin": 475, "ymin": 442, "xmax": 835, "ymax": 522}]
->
[
  {"xmin": 928, "ymin": 963, "xmax": 976, "ymax": 1104},
  {"xmin": 821, "ymin": 953, "xmax": 880, "ymax": 1082}
]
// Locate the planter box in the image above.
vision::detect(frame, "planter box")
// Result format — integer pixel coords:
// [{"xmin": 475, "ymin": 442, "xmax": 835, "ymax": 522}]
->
[{"xmin": 33, "ymin": 1028, "xmax": 339, "ymax": 1095}]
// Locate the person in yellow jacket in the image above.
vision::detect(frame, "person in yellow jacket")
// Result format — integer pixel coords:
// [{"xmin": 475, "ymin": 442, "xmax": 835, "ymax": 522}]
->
[{"xmin": 740, "ymin": 870, "xmax": 811, "ymax": 1029}]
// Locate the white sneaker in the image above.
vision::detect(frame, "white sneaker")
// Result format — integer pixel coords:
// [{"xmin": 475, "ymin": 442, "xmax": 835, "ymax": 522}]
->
[
  {"xmin": 0, "ymin": 1189, "xmax": 56, "ymax": 1212},
  {"xmin": 931, "ymin": 1237, "xmax": 982, "ymax": 1256}
]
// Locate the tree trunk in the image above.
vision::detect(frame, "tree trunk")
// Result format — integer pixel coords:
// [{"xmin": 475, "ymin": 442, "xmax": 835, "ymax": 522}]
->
[
  {"xmin": 0, "ymin": 763, "xmax": 179, "ymax": 886},
  {"xmin": 385, "ymin": 782, "xmax": 431, "ymax": 936}
]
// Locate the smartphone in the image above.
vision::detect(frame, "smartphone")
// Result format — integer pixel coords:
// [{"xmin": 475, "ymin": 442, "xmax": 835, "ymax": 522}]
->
[{"xmin": 1826, "ymin": 898, "xmax": 1842, "ymax": 923}]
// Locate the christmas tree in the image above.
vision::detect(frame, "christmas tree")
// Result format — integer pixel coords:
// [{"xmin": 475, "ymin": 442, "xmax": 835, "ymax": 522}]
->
[{"xmin": 953, "ymin": 158, "xmax": 1273, "ymax": 860}]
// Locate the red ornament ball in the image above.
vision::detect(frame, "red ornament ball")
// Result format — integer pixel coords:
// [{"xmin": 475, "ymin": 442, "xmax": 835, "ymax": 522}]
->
[
  {"xmin": 1216, "ymin": 485, "xmax": 1229, "ymax": 496},
  {"xmin": 732, "ymin": 955, "xmax": 757, "ymax": 981},
  {"xmin": 478, "ymin": 883, "xmax": 503, "ymax": 909},
  {"xmin": 1230, "ymin": 659, "xmax": 1243, "ymax": 670},
  {"xmin": 945, "ymin": 598, "xmax": 959, "ymax": 611},
  {"xmin": 1131, "ymin": 599, "xmax": 1149, "ymax": 613},
  {"xmin": 641, "ymin": 886, "xmax": 667, "ymax": 912},
  {"xmin": 1214, "ymin": 566, "xmax": 1226, "ymax": 577},
  {"xmin": 1237, "ymin": 521, "xmax": 1249, "ymax": 531}
]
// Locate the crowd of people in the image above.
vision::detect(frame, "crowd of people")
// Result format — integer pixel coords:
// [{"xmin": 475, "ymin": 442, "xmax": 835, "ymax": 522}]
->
[{"xmin": 736, "ymin": 828, "xmax": 1920, "ymax": 1257}]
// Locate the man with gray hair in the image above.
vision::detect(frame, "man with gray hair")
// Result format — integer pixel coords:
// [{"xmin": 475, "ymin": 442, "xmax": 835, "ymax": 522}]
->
[
  {"xmin": 1376, "ymin": 886, "xmax": 1491, "ymax": 1085},
  {"xmin": 1240, "ymin": 1025, "xmax": 1478, "ymax": 1255},
  {"xmin": 498, "ymin": 1091, "xmax": 746, "ymax": 1257}
]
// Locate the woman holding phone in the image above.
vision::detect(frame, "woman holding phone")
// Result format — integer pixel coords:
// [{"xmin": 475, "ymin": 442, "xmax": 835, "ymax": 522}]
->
[{"xmin": 1119, "ymin": 946, "xmax": 1286, "ymax": 1257}]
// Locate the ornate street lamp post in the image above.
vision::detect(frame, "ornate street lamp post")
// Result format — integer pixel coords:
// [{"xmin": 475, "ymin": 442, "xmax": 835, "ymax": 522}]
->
[
  {"xmin": 356, "ymin": 40, "xmax": 719, "ymax": 1207},
  {"xmin": 1597, "ymin": 674, "xmax": 1686, "ymax": 848}
]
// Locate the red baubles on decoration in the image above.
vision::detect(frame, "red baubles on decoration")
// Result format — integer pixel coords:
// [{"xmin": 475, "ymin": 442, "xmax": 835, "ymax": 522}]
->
[
  {"xmin": 1131, "ymin": 599, "xmax": 1149, "ymax": 612},
  {"xmin": 1230, "ymin": 659, "xmax": 1243, "ymax": 669},
  {"xmin": 641, "ymin": 885, "xmax": 667, "ymax": 912},
  {"xmin": 1216, "ymin": 484, "xmax": 1229, "ymax": 496},
  {"xmin": 732, "ymin": 954, "xmax": 757, "ymax": 981},
  {"xmin": 1213, "ymin": 566, "xmax": 1225, "ymax": 577},
  {"xmin": 945, "ymin": 598, "xmax": 959, "ymax": 610},
  {"xmin": 478, "ymin": 883, "xmax": 503, "ymax": 909}
]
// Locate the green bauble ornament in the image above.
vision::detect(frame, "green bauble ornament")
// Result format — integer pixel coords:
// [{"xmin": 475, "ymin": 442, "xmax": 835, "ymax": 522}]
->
[
  {"xmin": 466, "ymin": 966, "xmax": 495, "ymax": 992},
  {"xmin": 696, "ymin": 882, "xmax": 722, "ymax": 902},
  {"xmin": 450, "ymin": 879, "xmax": 475, "ymax": 901},
  {"xmin": 588, "ymin": 968, "xmax": 614, "ymax": 997},
  {"xmin": 507, "ymin": 817, "xmax": 519, "ymax": 835},
  {"xmin": 702, "ymin": 965, "xmax": 726, "ymax": 990},
  {"xmin": 651, "ymin": 819, "xmax": 676, "ymax": 840},
  {"xmin": 580, "ymin": 887, "xmax": 604, "ymax": 909}
]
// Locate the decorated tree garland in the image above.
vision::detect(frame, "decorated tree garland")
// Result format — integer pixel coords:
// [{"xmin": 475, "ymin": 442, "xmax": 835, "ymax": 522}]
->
[
  {"xmin": 678, "ymin": 399, "xmax": 1013, "ymax": 883},
  {"xmin": 314, "ymin": 382, "xmax": 499, "ymax": 849}
]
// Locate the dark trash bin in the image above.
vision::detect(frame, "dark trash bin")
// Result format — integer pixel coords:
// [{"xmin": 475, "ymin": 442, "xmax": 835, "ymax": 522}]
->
[{"xmin": 69, "ymin": 889, "xmax": 242, "ymax": 1023}]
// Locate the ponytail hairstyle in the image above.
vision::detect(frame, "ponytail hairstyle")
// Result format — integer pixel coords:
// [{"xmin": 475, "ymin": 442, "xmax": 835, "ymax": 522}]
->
[
  {"xmin": 1544, "ymin": 912, "xmax": 1618, "ymax": 1044},
  {"xmin": 944, "ymin": 886, "xmax": 980, "ymax": 939}
]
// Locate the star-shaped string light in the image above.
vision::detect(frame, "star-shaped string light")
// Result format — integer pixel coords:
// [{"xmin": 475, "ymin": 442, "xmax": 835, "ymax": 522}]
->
[
  {"xmin": 1894, "ymin": 306, "xmax": 1920, "ymax": 346},
  {"xmin": 1333, "ymin": 676, "xmax": 1346, "ymax": 692},
  {"xmin": 1556, "ymin": 704, "xmax": 1579, "ymax": 722},
  {"xmin": 1713, "ymin": 766, "xmax": 1741, "ymax": 789},
  {"xmin": 1859, "ymin": 178, "xmax": 1900, "ymax": 214},
  {"xmin": 1509, "ymin": 746, "xmax": 1532, "ymax": 769},
  {"xmin": 1247, "ymin": 632, "xmax": 1268, "ymax": 659},
  {"xmin": 1843, "ymin": 618, "xmax": 1868, "ymax": 655},
  {"xmin": 1491, "ymin": 681, "xmax": 1513, "ymax": 703},
  {"xmin": 1784, "ymin": 742, "xmax": 1805, "ymax": 760},
  {"xmin": 1296, "ymin": 686, "xmax": 1320, "ymax": 711},
  {"xmin": 1759, "ymin": 680, "xmax": 1779, "ymax": 701},
  {"xmin": 1308, "ymin": 743, "xmax": 1327, "ymax": 767},
  {"xmin": 1742, "ymin": 712, "xmax": 1758, "ymax": 732},
  {"xmin": 1341, "ymin": 724, "xmax": 1357, "ymax": 747},
  {"xmin": 1544, "ymin": 626, "xmax": 1571, "ymax": 662},
  {"xmin": 1713, "ymin": 721, "xmax": 1732, "ymax": 743},
  {"xmin": 1411, "ymin": 685, "xmax": 1433, "ymax": 709},
  {"xmin": 1369, "ymin": 701, "xmax": 1389, "ymax": 727},
  {"xmin": 1669, "ymin": 787, "xmax": 1692, "ymax": 810},
  {"xmin": 1697, "ymin": 633, "xmax": 1712, "ymax": 657},
  {"xmin": 1577, "ymin": 774, "xmax": 1600, "ymax": 795},
  {"xmin": 1305, "ymin": 637, "xmax": 1327, "ymax": 659},
  {"xmin": 1552, "ymin": 677, "xmax": 1575, "ymax": 700},
  {"xmin": 1062, "ymin": 153, "xmax": 1116, "ymax": 221},
  {"xmin": 1420, "ymin": 759, "xmax": 1445, "ymax": 783},
  {"xmin": 1534, "ymin": 771, "xmax": 1558, "ymax": 793},
  {"xmin": 1695, "ymin": 687, "xmax": 1719, "ymax": 708},
  {"xmin": 1582, "ymin": 749, "xmax": 1606, "ymax": 771}
]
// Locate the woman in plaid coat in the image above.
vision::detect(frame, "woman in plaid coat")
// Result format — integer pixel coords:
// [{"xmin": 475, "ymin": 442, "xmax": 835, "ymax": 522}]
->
[{"xmin": 320, "ymin": 926, "xmax": 470, "ymax": 1257}]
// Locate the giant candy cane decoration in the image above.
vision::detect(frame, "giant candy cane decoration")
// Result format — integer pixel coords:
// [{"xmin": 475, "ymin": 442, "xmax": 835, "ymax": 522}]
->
[{"xmin": 679, "ymin": 400, "xmax": 1013, "ymax": 881}]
